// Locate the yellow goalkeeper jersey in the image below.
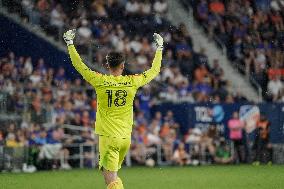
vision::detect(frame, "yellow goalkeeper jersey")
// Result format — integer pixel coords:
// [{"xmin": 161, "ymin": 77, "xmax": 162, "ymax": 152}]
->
[{"xmin": 67, "ymin": 45, "xmax": 162, "ymax": 138}]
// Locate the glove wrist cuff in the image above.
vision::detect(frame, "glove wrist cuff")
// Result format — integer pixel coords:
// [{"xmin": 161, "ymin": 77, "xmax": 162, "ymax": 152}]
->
[
  {"xmin": 66, "ymin": 41, "xmax": 73, "ymax": 46},
  {"xmin": 157, "ymin": 46, "xmax": 163, "ymax": 51}
]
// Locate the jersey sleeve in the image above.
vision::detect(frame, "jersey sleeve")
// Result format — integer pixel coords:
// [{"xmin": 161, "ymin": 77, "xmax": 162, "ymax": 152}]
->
[
  {"xmin": 67, "ymin": 45, "xmax": 103, "ymax": 87},
  {"xmin": 132, "ymin": 50, "xmax": 162, "ymax": 88}
]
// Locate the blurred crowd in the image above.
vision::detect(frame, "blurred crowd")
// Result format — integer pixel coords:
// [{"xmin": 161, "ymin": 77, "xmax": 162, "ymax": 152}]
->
[
  {"xmin": 0, "ymin": 50, "xmax": 268, "ymax": 170},
  {"xmin": 133, "ymin": 110, "xmax": 272, "ymax": 167},
  {"xmin": 190, "ymin": 0, "xmax": 284, "ymax": 102},
  {"xmin": 2, "ymin": 0, "xmax": 249, "ymax": 103},
  {"xmin": 1, "ymin": 0, "xmax": 271, "ymax": 172},
  {"xmin": 0, "ymin": 51, "xmax": 97, "ymax": 170}
]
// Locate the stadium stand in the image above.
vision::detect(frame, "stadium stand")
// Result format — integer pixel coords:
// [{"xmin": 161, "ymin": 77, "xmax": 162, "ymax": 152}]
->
[
  {"xmin": 1, "ymin": 0, "xmax": 250, "ymax": 103},
  {"xmin": 1, "ymin": 0, "xmax": 275, "ymax": 172},
  {"xmin": 184, "ymin": 0, "xmax": 284, "ymax": 102}
]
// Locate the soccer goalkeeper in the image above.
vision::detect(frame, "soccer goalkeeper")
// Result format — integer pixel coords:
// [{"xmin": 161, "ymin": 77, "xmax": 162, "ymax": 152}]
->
[{"xmin": 63, "ymin": 29, "xmax": 163, "ymax": 189}]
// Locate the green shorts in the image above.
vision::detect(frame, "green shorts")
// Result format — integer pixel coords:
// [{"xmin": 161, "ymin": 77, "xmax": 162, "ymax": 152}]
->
[{"xmin": 98, "ymin": 135, "xmax": 131, "ymax": 172}]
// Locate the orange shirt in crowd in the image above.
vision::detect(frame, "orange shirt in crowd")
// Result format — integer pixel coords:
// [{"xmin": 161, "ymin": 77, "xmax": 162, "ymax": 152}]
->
[
  {"xmin": 194, "ymin": 66, "xmax": 208, "ymax": 83},
  {"xmin": 160, "ymin": 125, "xmax": 170, "ymax": 138},
  {"xmin": 209, "ymin": 1, "xmax": 225, "ymax": 14},
  {"xmin": 91, "ymin": 99, "xmax": 97, "ymax": 109},
  {"xmin": 37, "ymin": 0, "xmax": 49, "ymax": 12},
  {"xmin": 137, "ymin": 124, "xmax": 148, "ymax": 144},
  {"xmin": 267, "ymin": 68, "xmax": 284, "ymax": 79},
  {"xmin": 257, "ymin": 120, "xmax": 269, "ymax": 140},
  {"xmin": 271, "ymin": 14, "xmax": 283, "ymax": 24}
]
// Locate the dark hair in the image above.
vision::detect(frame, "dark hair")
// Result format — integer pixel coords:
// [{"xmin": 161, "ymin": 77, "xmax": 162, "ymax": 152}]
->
[{"xmin": 106, "ymin": 52, "xmax": 125, "ymax": 68}]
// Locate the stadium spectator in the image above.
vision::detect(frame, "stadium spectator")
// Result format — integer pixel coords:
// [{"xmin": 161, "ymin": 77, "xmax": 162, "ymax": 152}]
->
[
  {"xmin": 147, "ymin": 120, "xmax": 162, "ymax": 146},
  {"xmin": 228, "ymin": 111, "xmax": 246, "ymax": 163},
  {"xmin": 161, "ymin": 126, "xmax": 178, "ymax": 163},
  {"xmin": 21, "ymin": 0, "xmax": 40, "ymax": 25},
  {"xmin": 200, "ymin": 125, "xmax": 219, "ymax": 164},
  {"xmin": 29, "ymin": 70, "xmax": 42, "ymax": 86},
  {"xmin": 184, "ymin": 127, "xmax": 201, "ymax": 165},
  {"xmin": 37, "ymin": 0, "xmax": 50, "ymax": 12},
  {"xmin": 190, "ymin": 0, "xmax": 284, "ymax": 102},
  {"xmin": 50, "ymin": 4, "xmax": 66, "ymax": 32},
  {"xmin": 54, "ymin": 67, "xmax": 66, "ymax": 85},
  {"xmin": 24, "ymin": 57, "xmax": 33, "ymax": 75},
  {"xmin": 209, "ymin": 0, "xmax": 225, "ymax": 15},
  {"xmin": 91, "ymin": 0, "xmax": 108, "ymax": 18},
  {"xmin": 0, "ymin": 131, "xmax": 4, "ymax": 146},
  {"xmin": 131, "ymin": 123, "xmax": 157, "ymax": 165},
  {"xmin": 197, "ymin": 0, "xmax": 209, "ymax": 23},
  {"xmin": 153, "ymin": 0, "xmax": 168, "ymax": 16},
  {"xmin": 30, "ymin": 97, "xmax": 47, "ymax": 124},
  {"xmin": 6, "ymin": 133, "xmax": 20, "ymax": 148},
  {"xmin": 172, "ymin": 142, "xmax": 190, "ymax": 166},
  {"xmin": 253, "ymin": 114, "xmax": 272, "ymax": 164},
  {"xmin": 214, "ymin": 138, "xmax": 234, "ymax": 164},
  {"xmin": 34, "ymin": 128, "xmax": 47, "ymax": 146},
  {"xmin": 140, "ymin": 0, "xmax": 151, "ymax": 16},
  {"xmin": 159, "ymin": 86, "xmax": 179, "ymax": 102},
  {"xmin": 136, "ymin": 86, "xmax": 152, "ymax": 120},
  {"xmin": 76, "ymin": 19, "xmax": 93, "ymax": 50},
  {"xmin": 125, "ymin": 0, "xmax": 140, "ymax": 16},
  {"xmin": 267, "ymin": 76, "xmax": 283, "ymax": 101},
  {"xmin": 38, "ymin": 127, "xmax": 71, "ymax": 170}
]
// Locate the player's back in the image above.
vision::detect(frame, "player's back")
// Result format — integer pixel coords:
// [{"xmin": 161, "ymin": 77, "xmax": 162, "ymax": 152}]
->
[
  {"xmin": 67, "ymin": 45, "xmax": 162, "ymax": 138},
  {"xmin": 94, "ymin": 74, "xmax": 139, "ymax": 138}
]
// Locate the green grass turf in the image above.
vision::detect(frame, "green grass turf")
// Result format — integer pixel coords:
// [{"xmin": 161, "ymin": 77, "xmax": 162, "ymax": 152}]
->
[{"xmin": 1, "ymin": 165, "xmax": 284, "ymax": 189}]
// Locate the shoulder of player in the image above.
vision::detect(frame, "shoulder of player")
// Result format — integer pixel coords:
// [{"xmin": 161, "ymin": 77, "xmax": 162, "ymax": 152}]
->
[{"xmin": 94, "ymin": 71, "xmax": 104, "ymax": 76}]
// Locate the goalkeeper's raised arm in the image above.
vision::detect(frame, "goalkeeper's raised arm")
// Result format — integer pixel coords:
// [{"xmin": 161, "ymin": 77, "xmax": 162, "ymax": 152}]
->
[
  {"xmin": 133, "ymin": 33, "xmax": 164, "ymax": 88},
  {"xmin": 63, "ymin": 29, "xmax": 164, "ymax": 88},
  {"xmin": 63, "ymin": 29, "xmax": 101, "ymax": 87}
]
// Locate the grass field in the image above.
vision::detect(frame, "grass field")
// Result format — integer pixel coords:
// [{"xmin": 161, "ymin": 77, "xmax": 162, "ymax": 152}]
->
[{"xmin": 1, "ymin": 165, "xmax": 284, "ymax": 189}]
